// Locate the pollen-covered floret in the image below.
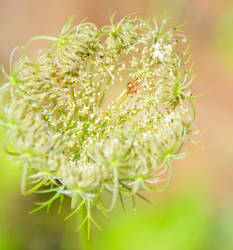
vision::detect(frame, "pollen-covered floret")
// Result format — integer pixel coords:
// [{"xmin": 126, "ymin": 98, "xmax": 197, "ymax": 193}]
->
[{"xmin": 0, "ymin": 14, "xmax": 197, "ymax": 228}]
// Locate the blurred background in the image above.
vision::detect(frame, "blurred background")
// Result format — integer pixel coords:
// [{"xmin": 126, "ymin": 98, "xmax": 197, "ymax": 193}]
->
[{"xmin": 0, "ymin": 0, "xmax": 233, "ymax": 249}]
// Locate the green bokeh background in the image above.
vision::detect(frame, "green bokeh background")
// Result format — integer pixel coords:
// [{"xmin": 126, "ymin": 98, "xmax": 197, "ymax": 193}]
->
[{"xmin": 1, "ymin": 0, "xmax": 233, "ymax": 249}]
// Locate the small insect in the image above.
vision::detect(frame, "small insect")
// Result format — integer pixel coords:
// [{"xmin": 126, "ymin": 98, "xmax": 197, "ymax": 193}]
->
[
  {"xmin": 115, "ymin": 78, "xmax": 140, "ymax": 105},
  {"xmin": 54, "ymin": 178, "xmax": 64, "ymax": 186},
  {"xmin": 127, "ymin": 78, "xmax": 140, "ymax": 94}
]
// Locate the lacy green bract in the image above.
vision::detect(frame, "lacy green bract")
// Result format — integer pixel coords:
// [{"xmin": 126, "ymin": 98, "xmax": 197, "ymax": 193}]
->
[{"xmin": 0, "ymin": 14, "xmax": 196, "ymax": 229}]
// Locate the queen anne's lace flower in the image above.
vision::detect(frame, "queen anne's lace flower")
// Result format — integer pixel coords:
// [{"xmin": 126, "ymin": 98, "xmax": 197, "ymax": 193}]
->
[{"xmin": 0, "ymin": 15, "xmax": 197, "ymax": 231}]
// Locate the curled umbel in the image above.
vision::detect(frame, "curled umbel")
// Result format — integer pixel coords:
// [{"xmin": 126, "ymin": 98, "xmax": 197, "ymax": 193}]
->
[{"xmin": 0, "ymin": 14, "xmax": 197, "ymax": 232}]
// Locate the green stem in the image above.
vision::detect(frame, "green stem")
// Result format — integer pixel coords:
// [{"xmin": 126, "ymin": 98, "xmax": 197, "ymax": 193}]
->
[
  {"xmin": 79, "ymin": 206, "xmax": 92, "ymax": 250},
  {"xmin": 98, "ymin": 76, "xmax": 112, "ymax": 108},
  {"xmin": 114, "ymin": 89, "xmax": 129, "ymax": 107}
]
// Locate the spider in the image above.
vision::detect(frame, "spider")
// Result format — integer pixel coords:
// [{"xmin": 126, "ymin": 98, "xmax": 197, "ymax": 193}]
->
[{"xmin": 127, "ymin": 78, "xmax": 140, "ymax": 94}]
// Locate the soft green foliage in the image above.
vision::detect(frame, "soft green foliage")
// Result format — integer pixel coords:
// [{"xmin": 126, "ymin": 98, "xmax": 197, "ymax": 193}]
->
[
  {"xmin": 94, "ymin": 192, "xmax": 213, "ymax": 250},
  {"xmin": 0, "ymin": 14, "xmax": 197, "ymax": 232}
]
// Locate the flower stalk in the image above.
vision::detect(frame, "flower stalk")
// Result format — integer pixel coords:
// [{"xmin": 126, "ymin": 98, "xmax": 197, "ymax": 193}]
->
[{"xmin": 79, "ymin": 205, "xmax": 92, "ymax": 250}]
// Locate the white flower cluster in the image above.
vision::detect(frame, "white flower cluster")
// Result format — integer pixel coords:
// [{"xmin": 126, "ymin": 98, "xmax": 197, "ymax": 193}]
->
[
  {"xmin": 0, "ymin": 15, "xmax": 197, "ymax": 225},
  {"xmin": 152, "ymin": 40, "xmax": 172, "ymax": 62}
]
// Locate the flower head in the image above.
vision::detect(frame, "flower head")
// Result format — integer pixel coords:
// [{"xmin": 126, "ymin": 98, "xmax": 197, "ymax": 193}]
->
[{"xmin": 0, "ymin": 14, "xmax": 197, "ymax": 231}]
